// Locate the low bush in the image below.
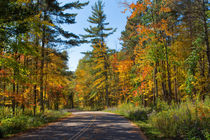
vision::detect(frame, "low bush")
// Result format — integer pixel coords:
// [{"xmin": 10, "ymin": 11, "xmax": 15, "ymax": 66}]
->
[
  {"xmin": 1, "ymin": 116, "xmax": 29, "ymax": 134},
  {"xmin": 105, "ymin": 103, "xmax": 151, "ymax": 121},
  {"xmin": 149, "ymin": 101, "xmax": 210, "ymax": 139},
  {"xmin": 129, "ymin": 109, "xmax": 149, "ymax": 121},
  {"xmin": 0, "ymin": 109, "xmax": 70, "ymax": 137}
]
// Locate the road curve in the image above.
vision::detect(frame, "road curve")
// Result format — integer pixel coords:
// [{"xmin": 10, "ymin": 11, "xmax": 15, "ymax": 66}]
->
[{"xmin": 9, "ymin": 111, "xmax": 144, "ymax": 140}]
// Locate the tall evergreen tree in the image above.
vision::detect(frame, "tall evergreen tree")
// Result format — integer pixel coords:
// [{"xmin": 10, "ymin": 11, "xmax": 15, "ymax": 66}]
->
[
  {"xmin": 36, "ymin": 0, "xmax": 88, "ymax": 112},
  {"xmin": 82, "ymin": 0, "xmax": 116, "ymax": 44},
  {"xmin": 82, "ymin": 0, "xmax": 116, "ymax": 107}
]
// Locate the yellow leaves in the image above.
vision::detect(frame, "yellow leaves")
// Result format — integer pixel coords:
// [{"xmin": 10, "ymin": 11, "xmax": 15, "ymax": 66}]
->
[
  {"xmin": 117, "ymin": 60, "xmax": 132, "ymax": 73},
  {"xmin": 148, "ymin": 80, "xmax": 153, "ymax": 90},
  {"xmin": 4, "ymin": 100, "xmax": 12, "ymax": 105},
  {"xmin": 23, "ymin": 88, "xmax": 32, "ymax": 96},
  {"xmin": 78, "ymin": 97, "xmax": 84, "ymax": 102},
  {"xmin": 92, "ymin": 76, "xmax": 106, "ymax": 89},
  {"xmin": 94, "ymin": 63, "xmax": 105, "ymax": 70},
  {"xmin": 17, "ymin": 0, "xmax": 31, "ymax": 4},
  {"xmin": 76, "ymin": 69, "xmax": 86, "ymax": 78},
  {"xmin": 0, "ymin": 92, "xmax": 10, "ymax": 97},
  {"xmin": 159, "ymin": 7, "xmax": 171, "ymax": 13},
  {"xmin": 95, "ymin": 70, "xmax": 105, "ymax": 78}
]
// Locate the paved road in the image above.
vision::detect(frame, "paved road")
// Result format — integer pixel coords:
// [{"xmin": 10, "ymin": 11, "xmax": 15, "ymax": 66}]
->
[{"xmin": 10, "ymin": 111, "xmax": 144, "ymax": 140}]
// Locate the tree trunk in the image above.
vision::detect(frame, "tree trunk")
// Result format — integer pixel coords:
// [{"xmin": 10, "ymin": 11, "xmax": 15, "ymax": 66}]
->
[
  {"xmin": 12, "ymin": 72, "xmax": 16, "ymax": 115},
  {"xmin": 40, "ymin": 11, "xmax": 47, "ymax": 113},
  {"xmin": 153, "ymin": 62, "xmax": 158, "ymax": 105},
  {"xmin": 55, "ymin": 92, "xmax": 59, "ymax": 110},
  {"xmin": 33, "ymin": 57, "xmax": 38, "ymax": 116},
  {"xmin": 104, "ymin": 51, "xmax": 109, "ymax": 107},
  {"xmin": 165, "ymin": 45, "xmax": 172, "ymax": 103},
  {"xmin": 12, "ymin": 52, "xmax": 18, "ymax": 115},
  {"xmin": 202, "ymin": 0, "xmax": 210, "ymax": 77},
  {"xmin": 69, "ymin": 93, "xmax": 74, "ymax": 108},
  {"xmin": 161, "ymin": 61, "xmax": 168, "ymax": 101},
  {"xmin": 174, "ymin": 65, "xmax": 178, "ymax": 103},
  {"xmin": 44, "ymin": 47, "xmax": 49, "ymax": 109}
]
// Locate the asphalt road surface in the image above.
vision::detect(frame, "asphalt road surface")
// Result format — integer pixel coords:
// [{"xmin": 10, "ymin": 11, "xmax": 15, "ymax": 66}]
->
[{"xmin": 9, "ymin": 111, "xmax": 144, "ymax": 140}]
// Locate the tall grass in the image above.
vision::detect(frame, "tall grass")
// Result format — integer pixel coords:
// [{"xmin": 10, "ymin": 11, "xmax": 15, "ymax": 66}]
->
[
  {"xmin": 105, "ymin": 99, "xmax": 210, "ymax": 140},
  {"xmin": 149, "ymin": 99, "xmax": 210, "ymax": 139}
]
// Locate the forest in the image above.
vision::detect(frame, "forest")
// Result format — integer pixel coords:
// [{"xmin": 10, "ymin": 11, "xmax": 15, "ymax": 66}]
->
[{"xmin": 0, "ymin": 0, "xmax": 209, "ymax": 139}]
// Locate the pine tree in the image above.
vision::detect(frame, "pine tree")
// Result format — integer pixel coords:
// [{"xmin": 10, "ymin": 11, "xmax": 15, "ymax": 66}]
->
[
  {"xmin": 82, "ymin": 0, "xmax": 116, "ymax": 44},
  {"xmin": 37, "ymin": 0, "xmax": 88, "ymax": 112},
  {"xmin": 82, "ymin": 0, "xmax": 116, "ymax": 107}
]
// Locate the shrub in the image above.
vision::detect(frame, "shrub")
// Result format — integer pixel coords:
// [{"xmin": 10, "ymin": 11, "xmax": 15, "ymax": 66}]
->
[
  {"xmin": 0, "ymin": 107, "xmax": 13, "ymax": 120},
  {"xmin": 1, "ymin": 116, "xmax": 29, "ymax": 135},
  {"xmin": 106, "ymin": 103, "xmax": 151, "ymax": 121},
  {"xmin": 129, "ymin": 109, "xmax": 149, "ymax": 121},
  {"xmin": 149, "ymin": 101, "xmax": 210, "ymax": 139}
]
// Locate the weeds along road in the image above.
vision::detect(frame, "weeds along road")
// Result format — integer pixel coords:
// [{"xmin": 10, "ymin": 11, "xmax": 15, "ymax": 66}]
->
[{"xmin": 9, "ymin": 111, "xmax": 144, "ymax": 140}]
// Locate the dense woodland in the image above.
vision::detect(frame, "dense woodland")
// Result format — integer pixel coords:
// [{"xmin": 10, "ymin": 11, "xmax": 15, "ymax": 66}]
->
[
  {"xmin": 0, "ymin": 0, "xmax": 88, "ymax": 115},
  {"xmin": 0, "ymin": 0, "xmax": 209, "ymax": 139},
  {"xmin": 75, "ymin": 0, "xmax": 210, "ymax": 109}
]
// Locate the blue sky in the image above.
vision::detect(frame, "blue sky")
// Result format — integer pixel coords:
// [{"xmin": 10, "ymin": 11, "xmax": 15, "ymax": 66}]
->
[{"xmin": 60, "ymin": 0, "xmax": 136, "ymax": 71}]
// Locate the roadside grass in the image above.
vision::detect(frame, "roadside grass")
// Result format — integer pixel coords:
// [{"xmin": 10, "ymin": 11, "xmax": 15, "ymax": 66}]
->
[
  {"xmin": 134, "ymin": 120, "xmax": 163, "ymax": 140},
  {"xmin": 105, "ymin": 103, "xmax": 164, "ymax": 140},
  {"xmin": 105, "ymin": 99, "xmax": 210, "ymax": 140},
  {"xmin": 0, "ymin": 108, "xmax": 71, "ymax": 138}
]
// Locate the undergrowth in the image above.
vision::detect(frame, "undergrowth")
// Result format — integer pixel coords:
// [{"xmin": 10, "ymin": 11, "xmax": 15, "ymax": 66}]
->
[
  {"xmin": 105, "ymin": 98, "xmax": 210, "ymax": 140},
  {"xmin": 0, "ymin": 109, "xmax": 70, "ymax": 138}
]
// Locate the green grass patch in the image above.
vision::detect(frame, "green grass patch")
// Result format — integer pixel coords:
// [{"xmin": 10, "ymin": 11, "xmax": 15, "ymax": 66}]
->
[
  {"xmin": 134, "ymin": 120, "xmax": 164, "ymax": 140},
  {"xmin": 0, "ymin": 109, "xmax": 71, "ymax": 138}
]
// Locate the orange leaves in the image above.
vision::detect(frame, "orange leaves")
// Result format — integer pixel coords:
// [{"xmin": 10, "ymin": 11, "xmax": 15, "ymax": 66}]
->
[
  {"xmin": 110, "ymin": 54, "xmax": 133, "ymax": 100},
  {"xmin": 137, "ymin": 24, "xmax": 153, "ymax": 35},
  {"xmin": 130, "ymin": 3, "xmax": 136, "ymax": 9},
  {"xmin": 0, "ymin": 69, "xmax": 6, "ymax": 74},
  {"xmin": 116, "ymin": 59, "xmax": 132, "ymax": 86},
  {"xmin": 110, "ymin": 54, "xmax": 118, "ymax": 70},
  {"xmin": 136, "ymin": 24, "xmax": 155, "ymax": 46},
  {"xmin": 127, "ymin": 0, "xmax": 173, "ymax": 40},
  {"xmin": 128, "ymin": 0, "xmax": 152, "ymax": 18},
  {"xmin": 129, "ymin": 3, "xmax": 146, "ymax": 18},
  {"xmin": 159, "ymin": 19, "xmax": 172, "ymax": 36},
  {"xmin": 142, "ymin": 65, "xmax": 153, "ymax": 80},
  {"xmin": 118, "ymin": 59, "xmax": 133, "ymax": 73},
  {"xmin": 196, "ymin": 103, "xmax": 210, "ymax": 121}
]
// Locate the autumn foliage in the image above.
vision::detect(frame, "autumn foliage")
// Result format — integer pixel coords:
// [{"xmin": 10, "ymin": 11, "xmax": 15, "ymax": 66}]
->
[{"xmin": 75, "ymin": 0, "xmax": 209, "ymax": 109}]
